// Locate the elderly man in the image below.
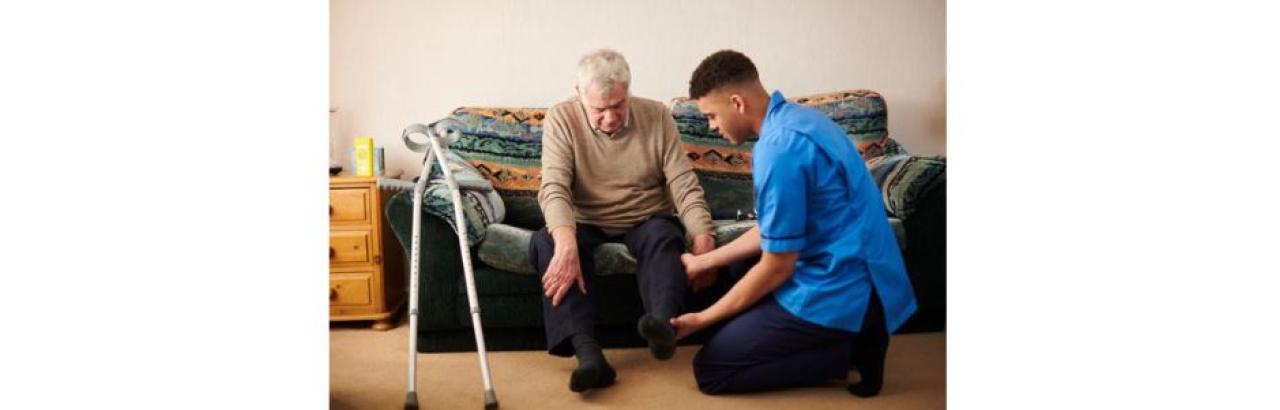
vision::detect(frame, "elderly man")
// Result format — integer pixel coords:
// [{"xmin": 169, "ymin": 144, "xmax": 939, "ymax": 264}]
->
[{"xmin": 529, "ymin": 49, "xmax": 718, "ymax": 393}]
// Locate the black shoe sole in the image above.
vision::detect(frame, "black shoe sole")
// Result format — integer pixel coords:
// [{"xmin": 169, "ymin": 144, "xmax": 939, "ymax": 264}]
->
[
  {"xmin": 848, "ymin": 381, "xmax": 882, "ymax": 397},
  {"xmin": 569, "ymin": 364, "xmax": 616, "ymax": 393}
]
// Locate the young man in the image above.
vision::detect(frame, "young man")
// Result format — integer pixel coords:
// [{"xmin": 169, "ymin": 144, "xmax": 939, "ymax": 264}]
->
[
  {"xmin": 670, "ymin": 50, "xmax": 917, "ymax": 396},
  {"xmin": 531, "ymin": 49, "xmax": 718, "ymax": 393}
]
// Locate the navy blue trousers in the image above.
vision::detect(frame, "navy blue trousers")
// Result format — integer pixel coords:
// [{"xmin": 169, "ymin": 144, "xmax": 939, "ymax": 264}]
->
[
  {"xmin": 529, "ymin": 215, "xmax": 689, "ymax": 357},
  {"xmin": 692, "ymin": 258, "xmax": 890, "ymax": 395}
]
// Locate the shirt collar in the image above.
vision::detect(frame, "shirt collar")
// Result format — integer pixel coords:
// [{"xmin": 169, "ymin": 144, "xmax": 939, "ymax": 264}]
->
[
  {"xmin": 760, "ymin": 90, "xmax": 787, "ymax": 137},
  {"xmin": 766, "ymin": 90, "xmax": 787, "ymax": 118}
]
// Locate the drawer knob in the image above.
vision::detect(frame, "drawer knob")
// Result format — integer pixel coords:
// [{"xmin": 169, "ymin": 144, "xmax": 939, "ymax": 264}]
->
[
  {"xmin": 330, "ymin": 288, "xmax": 338, "ymax": 301},
  {"xmin": 329, "ymin": 247, "xmax": 336, "ymax": 259},
  {"xmin": 329, "ymin": 205, "xmax": 334, "ymax": 216}
]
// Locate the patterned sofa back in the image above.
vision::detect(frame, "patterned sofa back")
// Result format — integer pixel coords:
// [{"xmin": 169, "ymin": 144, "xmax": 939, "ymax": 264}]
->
[
  {"xmin": 443, "ymin": 107, "xmax": 547, "ymax": 229},
  {"xmin": 442, "ymin": 90, "xmax": 899, "ymax": 230}
]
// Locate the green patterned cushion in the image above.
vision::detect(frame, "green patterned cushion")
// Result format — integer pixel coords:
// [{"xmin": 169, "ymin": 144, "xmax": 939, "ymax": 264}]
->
[
  {"xmin": 476, "ymin": 220, "xmax": 761, "ymax": 276},
  {"xmin": 445, "ymin": 107, "xmax": 547, "ymax": 230},
  {"xmin": 709, "ymin": 220, "xmax": 757, "ymax": 247},
  {"xmin": 413, "ymin": 150, "xmax": 505, "ymax": 244},
  {"xmin": 474, "ymin": 224, "xmax": 534, "ymax": 274},
  {"xmin": 792, "ymin": 90, "xmax": 898, "ymax": 157},
  {"xmin": 670, "ymin": 99, "xmax": 756, "ymax": 217},
  {"xmin": 867, "ymin": 154, "xmax": 946, "ymax": 220}
]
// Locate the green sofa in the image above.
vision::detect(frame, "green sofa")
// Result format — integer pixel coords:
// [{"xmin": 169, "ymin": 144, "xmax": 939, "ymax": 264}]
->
[{"xmin": 386, "ymin": 90, "xmax": 946, "ymax": 353}]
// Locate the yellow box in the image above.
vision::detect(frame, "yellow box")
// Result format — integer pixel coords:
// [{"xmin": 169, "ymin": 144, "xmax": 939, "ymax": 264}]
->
[{"xmin": 353, "ymin": 136, "xmax": 375, "ymax": 177}]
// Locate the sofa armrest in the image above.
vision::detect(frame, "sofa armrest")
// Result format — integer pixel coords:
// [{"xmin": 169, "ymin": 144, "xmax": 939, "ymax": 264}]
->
[
  {"xmin": 888, "ymin": 217, "xmax": 906, "ymax": 252},
  {"xmin": 384, "ymin": 190, "xmax": 464, "ymax": 330}
]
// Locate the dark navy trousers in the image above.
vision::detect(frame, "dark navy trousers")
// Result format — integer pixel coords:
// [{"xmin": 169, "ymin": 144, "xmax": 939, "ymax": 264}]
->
[
  {"xmin": 691, "ymin": 257, "xmax": 890, "ymax": 395},
  {"xmin": 529, "ymin": 215, "xmax": 689, "ymax": 357}
]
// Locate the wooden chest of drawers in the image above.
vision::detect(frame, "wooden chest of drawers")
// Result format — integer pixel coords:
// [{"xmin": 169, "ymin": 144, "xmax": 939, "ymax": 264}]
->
[{"xmin": 329, "ymin": 176, "xmax": 406, "ymax": 330}]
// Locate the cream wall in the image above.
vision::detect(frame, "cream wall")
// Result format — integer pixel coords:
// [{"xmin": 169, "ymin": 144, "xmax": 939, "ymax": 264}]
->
[{"xmin": 331, "ymin": 0, "xmax": 945, "ymax": 176}]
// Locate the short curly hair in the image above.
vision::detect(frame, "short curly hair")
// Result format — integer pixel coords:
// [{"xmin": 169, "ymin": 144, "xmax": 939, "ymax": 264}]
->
[{"xmin": 688, "ymin": 50, "xmax": 759, "ymax": 99}]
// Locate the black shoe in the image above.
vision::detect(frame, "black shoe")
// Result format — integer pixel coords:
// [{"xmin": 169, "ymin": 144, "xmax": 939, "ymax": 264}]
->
[
  {"xmin": 637, "ymin": 314, "xmax": 676, "ymax": 360},
  {"xmin": 847, "ymin": 352, "xmax": 885, "ymax": 397},
  {"xmin": 848, "ymin": 379, "xmax": 882, "ymax": 397},
  {"xmin": 569, "ymin": 362, "xmax": 616, "ymax": 393}
]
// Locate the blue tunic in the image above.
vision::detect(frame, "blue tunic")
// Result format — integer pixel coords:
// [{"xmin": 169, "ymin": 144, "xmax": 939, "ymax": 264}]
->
[{"xmin": 754, "ymin": 91, "xmax": 918, "ymax": 333}]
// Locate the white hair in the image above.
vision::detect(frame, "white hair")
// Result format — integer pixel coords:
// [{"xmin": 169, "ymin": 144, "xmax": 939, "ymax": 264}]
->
[{"xmin": 577, "ymin": 49, "xmax": 631, "ymax": 95}]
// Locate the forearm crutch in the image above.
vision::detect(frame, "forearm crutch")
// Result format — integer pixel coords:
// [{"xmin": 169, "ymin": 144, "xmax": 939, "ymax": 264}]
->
[{"xmin": 401, "ymin": 119, "xmax": 498, "ymax": 410}]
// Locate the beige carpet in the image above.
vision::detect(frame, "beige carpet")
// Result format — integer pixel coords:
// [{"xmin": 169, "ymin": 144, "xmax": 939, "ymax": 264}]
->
[{"xmin": 331, "ymin": 320, "xmax": 945, "ymax": 409}]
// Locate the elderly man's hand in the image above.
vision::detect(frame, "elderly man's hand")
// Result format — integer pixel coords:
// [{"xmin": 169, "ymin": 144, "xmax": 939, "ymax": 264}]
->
[
  {"xmin": 542, "ymin": 241, "xmax": 585, "ymax": 307},
  {"xmin": 691, "ymin": 233, "xmax": 716, "ymax": 256}
]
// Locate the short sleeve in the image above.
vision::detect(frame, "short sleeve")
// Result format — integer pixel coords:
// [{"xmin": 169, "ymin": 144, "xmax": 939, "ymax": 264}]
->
[{"xmin": 753, "ymin": 135, "xmax": 811, "ymax": 252}]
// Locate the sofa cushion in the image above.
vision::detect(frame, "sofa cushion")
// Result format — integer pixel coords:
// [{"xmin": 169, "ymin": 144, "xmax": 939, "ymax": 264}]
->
[
  {"xmin": 670, "ymin": 99, "xmax": 757, "ymax": 218},
  {"xmin": 400, "ymin": 149, "xmax": 506, "ymax": 244},
  {"xmin": 445, "ymin": 107, "xmax": 547, "ymax": 230},
  {"xmin": 792, "ymin": 90, "xmax": 897, "ymax": 158},
  {"xmin": 477, "ymin": 220, "xmax": 761, "ymax": 276},
  {"xmin": 792, "ymin": 91, "xmax": 946, "ymax": 221},
  {"xmin": 473, "ymin": 224, "xmax": 635, "ymax": 277},
  {"xmin": 867, "ymin": 154, "xmax": 946, "ymax": 220}
]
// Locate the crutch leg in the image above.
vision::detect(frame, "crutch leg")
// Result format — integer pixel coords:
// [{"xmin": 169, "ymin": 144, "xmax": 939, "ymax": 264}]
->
[
  {"xmin": 432, "ymin": 136, "xmax": 499, "ymax": 409},
  {"xmin": 403, "ymin": 146, "xmax": 437, "ymax": 410}
]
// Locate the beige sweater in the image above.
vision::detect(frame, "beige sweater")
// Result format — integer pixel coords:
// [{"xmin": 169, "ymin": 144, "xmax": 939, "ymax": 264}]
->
[{"xmin": 538, "ymin": 95, "xmax": 714, "ymax": 237}]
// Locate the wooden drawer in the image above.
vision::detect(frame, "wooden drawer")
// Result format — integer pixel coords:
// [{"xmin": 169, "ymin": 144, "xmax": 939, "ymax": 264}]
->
[
  {"xmin": 330, "ymin": 272, "xmax": 372, "ymax": 306},
  {"xmin": 329, "ymin": 188, "xmax": 371, "ymax": 225},
  {"xmin": 328, "ymin": 176, "xmax": 405, "ymax": 329},
  {"xmin": 329, "ymin": 230, "xmax": 372, "ymax": 264}
]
